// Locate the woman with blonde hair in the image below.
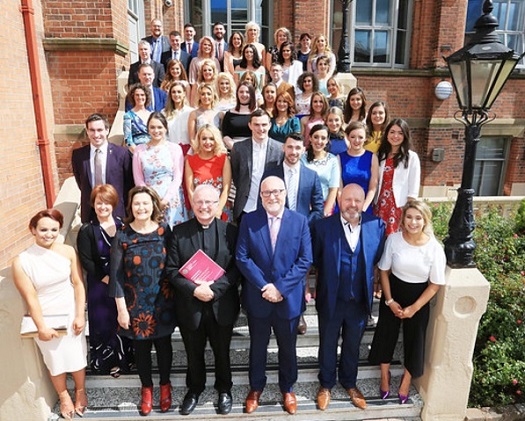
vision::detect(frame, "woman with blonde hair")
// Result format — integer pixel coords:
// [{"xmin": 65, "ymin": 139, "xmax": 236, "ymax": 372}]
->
[
  {"xmin": 300, "ymin": 91, "xmax": 329, "ymax": 147},
  {"xmin": 185, "ymin": 124, "xmax": 232, "ymax": 221},
  {"xmin": 215, "ymin": 72, "xmax": 237, "ymax": 112},
  {"xmin": 187, "ymin": 83, "xmax": 222, "ymax": 141},
  {"xmin": 307, "ymin": 35, "xmax": 336, "ymax": 78},
  {"xmin": 190, "ymin": 59, "xmax": 219, "ymax": 106},
  {"xmin": 266, "ymin": 27, "xmax": 292, "ymax": 69},
  {"xmin": 244, "ymin": 21, "xmax": 266, "ymax": 62},
  {"xmin": 326, "ymin": 76, "xmax": 345, "ymax": 110},
  {"xmin": 188, "ymin": 36, "xmax": 221, "ymax": 84}
]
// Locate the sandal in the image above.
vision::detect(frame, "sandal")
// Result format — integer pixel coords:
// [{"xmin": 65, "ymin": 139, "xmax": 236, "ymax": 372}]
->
[
  {"xmin": 59, "ymin": 391, "xmax": 74, "ymax": 420},
  {"xmin": 74, "ymin": 388, "xmax": 88, "ymax": 417}
]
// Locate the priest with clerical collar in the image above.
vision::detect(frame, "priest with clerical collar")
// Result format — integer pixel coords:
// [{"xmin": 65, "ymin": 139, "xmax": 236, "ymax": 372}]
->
[{"xmin": 165, "ymin": 184, "xmax": 240, "ymax": 416}]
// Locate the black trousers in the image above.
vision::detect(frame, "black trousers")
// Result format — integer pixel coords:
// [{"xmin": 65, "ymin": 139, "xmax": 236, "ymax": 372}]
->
[
  {"xmin": 368, "ymin": 273, "xmax": 430, "ymax": 378},
  {"xmin": 134, "ymin": 335, "xmax": 173, "ymax": 387},
  {"xmin": 179, "ymin": 304, "xmax": 234, "ymax": 394}
]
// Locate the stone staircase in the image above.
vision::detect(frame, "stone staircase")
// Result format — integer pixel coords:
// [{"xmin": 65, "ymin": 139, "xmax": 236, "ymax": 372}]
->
[{"xmin": 59, "ymin": 299, "xmax": 423, "ymax": 420}]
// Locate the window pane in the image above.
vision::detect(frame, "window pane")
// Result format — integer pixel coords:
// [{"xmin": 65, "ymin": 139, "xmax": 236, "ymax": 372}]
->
[
  {"xmin": 355, "ymin": 30, "xmax": 371, "ymax": 62},
  {"xmin": 231, "ymin": 10, "xmax": 248, "ymax": 21},
  {"xmin": 398, "ymin": 0, "xmax": 409, "ymax": 29},
  {"xmin": 376, "ymin": 0, "xmax": 391, "ymax": 24},
  {"xmin": 374, "ymin": 31, "xmax": 389, "ymax": 62},
  {"xmin": 474, "ymin": 161, "xmax": 503, "ymax": 195},
  {"xmin": 476, "ymin": 138, "xmax": 506, "ymax": 159},
  {"xmin": 232, "ymin": 0, "xmax": 247, "ymax": 7},
  {"xmin": 396, "ymin": 30, "xmax": 406, "ymax": 64},
  {"xmin": 211, "ymin": 0, "xmax": 227, "ymax": 25},
  {"xmin": 507, "ymin": 1, "xmax": 520, "ymax": 30},
  {"xmin": 356, "ymin": 0, "xmax": 372, "ymax": 23}
]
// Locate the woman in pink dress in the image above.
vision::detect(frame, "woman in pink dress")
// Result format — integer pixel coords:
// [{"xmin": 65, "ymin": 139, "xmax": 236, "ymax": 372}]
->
[{"xmin": 185, "ymin": 124, "xmax": 232, "ymax": 221}]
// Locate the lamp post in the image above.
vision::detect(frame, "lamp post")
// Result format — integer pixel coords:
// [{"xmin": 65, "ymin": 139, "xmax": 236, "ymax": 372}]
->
[
  {"xmin": 443, "ymin": 0, "xmax": 524, "ymax": 268},
  {"xmin": 336, "ymin": 0, "xmax": 353, "ymax": 73}
]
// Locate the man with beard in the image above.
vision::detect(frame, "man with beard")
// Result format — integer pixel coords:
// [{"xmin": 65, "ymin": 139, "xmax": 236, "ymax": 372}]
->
[{"xmin": 312, "ymin": 183, "xmax": 385, "ymax": 411}]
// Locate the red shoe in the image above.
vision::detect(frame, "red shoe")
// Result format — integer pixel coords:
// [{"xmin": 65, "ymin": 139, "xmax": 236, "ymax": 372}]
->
[
  {"xmin": 140, "ymin": 386, "xmax": 153, "ymax": 416},
  {"xmin": 159, "ymin": 382, "xmax": 172, "ymax": 413}
]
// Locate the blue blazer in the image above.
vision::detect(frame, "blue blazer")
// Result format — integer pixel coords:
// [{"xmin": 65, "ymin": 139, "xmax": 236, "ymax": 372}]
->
[
  {"xmin": 312, "ymin": 212, "xmax": 386, "ymax": 318},
  {"xmin": 181, "ymin": 41, "xmax": 199, "ymax": 58},
  {"xmin": 125, "ymin": 87, "xmax": 167, "ymax": 112},
  {"xmin": 161, "ymin": 49, "xmax": 192, "ymax": 74},
  {"xmin": 262, "ymin": 163, "xmax": 324, "ymax": 225},
  {"xmin": 236, "ymin": 208, "xmax": 313, "ymax": 320}
]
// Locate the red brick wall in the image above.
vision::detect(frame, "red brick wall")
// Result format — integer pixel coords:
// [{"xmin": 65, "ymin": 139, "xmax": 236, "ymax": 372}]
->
[{"xmin": 1, "ymin": 0, "xmax": 58, "ymax": 269}]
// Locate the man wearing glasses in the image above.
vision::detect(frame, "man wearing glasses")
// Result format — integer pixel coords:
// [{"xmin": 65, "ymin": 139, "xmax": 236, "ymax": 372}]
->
[
  {"xmin": 166, "ymin": 184, "xmax": 240, "ymax": 415},
  {"xmin": 236, "ymin": 176, "xmax": 313, "ymax": 415}
]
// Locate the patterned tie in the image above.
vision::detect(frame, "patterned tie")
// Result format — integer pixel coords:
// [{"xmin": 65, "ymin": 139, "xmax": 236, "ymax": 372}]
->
[
  {"xmin": 269, "ymin": 216, "xmax": 280, "ymax": 252},
  {"xmin": 94, "ymin": 148, "xmax": 103, "ymax": 186},
  {"xmin": 217, "ymin": 42, "xmax": 223, "ymax": 61},
  {"xmin": 287, "ymin": 168, "xmax": 297, "ymax": 211}
]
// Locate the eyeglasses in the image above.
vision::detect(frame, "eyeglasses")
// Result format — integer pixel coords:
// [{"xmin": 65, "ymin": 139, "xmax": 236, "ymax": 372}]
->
[
  {"xmin": 261, "ymin": 189, "xmax": 285, "ymax": 198},
  {"xmin": 194, "ymin": 200, "xmax": 219, "ymax": 207}
]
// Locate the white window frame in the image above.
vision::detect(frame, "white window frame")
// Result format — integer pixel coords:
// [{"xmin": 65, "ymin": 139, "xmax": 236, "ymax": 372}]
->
[
  {"xmin": 492, "ymin": 0, "xmax": 525, "ymax": 68},
  {"xmin": 331, "ymin": 0, "xmax": 412, "ymax": 69}
]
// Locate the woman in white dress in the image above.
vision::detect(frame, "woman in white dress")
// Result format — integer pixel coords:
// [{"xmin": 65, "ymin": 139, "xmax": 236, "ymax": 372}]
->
[{"xmin": 12, "ymin": 209, "xmax": 87, "ymax": 420}]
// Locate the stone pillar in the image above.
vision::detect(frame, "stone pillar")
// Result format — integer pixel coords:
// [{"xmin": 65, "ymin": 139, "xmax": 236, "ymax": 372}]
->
[
  {"xmin": 415, "ymin": 266, "xmax": 490, "ymax": 421},
  {"xmin": 334, "ymin": 72, "xmax": 357, "ymax": 98}
]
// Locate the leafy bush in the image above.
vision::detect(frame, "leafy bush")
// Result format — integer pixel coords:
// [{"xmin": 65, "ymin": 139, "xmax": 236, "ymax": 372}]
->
[{"xmin": 430, "ymin": 199, "xmax": 525, "ymax": 408}]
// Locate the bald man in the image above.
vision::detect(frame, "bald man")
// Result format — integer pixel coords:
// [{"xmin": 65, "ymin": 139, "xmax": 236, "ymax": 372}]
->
[{"xmin": 312, "ymin": 184, "xmax": 386, "ymax": 411}]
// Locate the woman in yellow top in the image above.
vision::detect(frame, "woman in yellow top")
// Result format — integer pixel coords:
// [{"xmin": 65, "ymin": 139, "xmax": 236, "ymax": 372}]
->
[{"xmin": 364, "ymin": 101, "xmax": 390, "ymax": 153}]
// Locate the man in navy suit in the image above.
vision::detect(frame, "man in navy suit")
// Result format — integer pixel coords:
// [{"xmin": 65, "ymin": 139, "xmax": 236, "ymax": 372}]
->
[
  {"xmin": 142, "ymin": 19, "xmax": 171, "ymax": 63},
  {"xmin": 262, "ymin": 132, "xmax": 323, "ymax": 226},
  {"xmin": 236, "ymin": 176, "xmax": 313, "ymax": 415},
  {"xmin": 161, "ymin": 30, "xmax": 192, "ymax": 74},
  {"xmin": 128, "ymin": 41, "xmax": 165, "ymax": 88},
  {"xmin": 312, "ymin": 184, "xmax": 386, "ymax": 411},
  {"xmin": 72, "ymin": 114, "xmax": 133, "ymax": 223},
  {"xmin": 181, "ymin": 23, "xmax": 199, "ymax": 58},
  {"xmin": 125, "ymin": 64, "xmax": 167, "ymax": 112},
  {"xmin": 212, "ymin": 22, "xmax": 228, "ymax": 71}
]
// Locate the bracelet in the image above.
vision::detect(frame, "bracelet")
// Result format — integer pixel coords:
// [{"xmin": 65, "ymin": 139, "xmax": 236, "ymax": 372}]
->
[{"xmin": 385, "ymin": 298, "xmax": 395, "ymax": 306}]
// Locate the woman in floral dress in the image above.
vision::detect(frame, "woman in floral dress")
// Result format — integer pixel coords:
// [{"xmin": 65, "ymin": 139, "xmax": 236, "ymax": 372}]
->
[
  {"xmin": 133, "ymin": 112, "xmax": 187, "ymax": 228},
  {"xmin": 109, "ymin": 186, "xmax": 177, "ymax": 416}
]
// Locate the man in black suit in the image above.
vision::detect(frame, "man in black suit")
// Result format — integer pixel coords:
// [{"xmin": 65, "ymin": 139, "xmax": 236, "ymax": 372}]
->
[
  {"xmin": 72, "ymin": 114, "xmax": 133, "ymax": 223},
  {"xmin": 128, "ymin": 41, "xmax": 165, "ymax": 88},
  {"xmin": 166, "ymin": 184, "xmax": 240, "ymax": 416},
  {"xmin": 142, "ymin": 18, "xmax": 171, "ymax": 63},
  {"xmin": 161, "ymin": 30, "xmax": 192, "ymax": 74},
  {"xmin": 230, "ymin": 109, "xmax": 284, "ymax": 223}
]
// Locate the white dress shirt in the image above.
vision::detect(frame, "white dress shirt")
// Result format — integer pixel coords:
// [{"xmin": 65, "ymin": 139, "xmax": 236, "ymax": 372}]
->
[
  {"xmin": 244, "ymin": 139, "xmax": 268, "ymax": 213},
  {"xmin": 340, "ymin": 214, "xmax": 361, "ymax": 252}
]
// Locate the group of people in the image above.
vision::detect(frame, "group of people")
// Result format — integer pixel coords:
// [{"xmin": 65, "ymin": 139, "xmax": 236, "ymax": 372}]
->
[{"xmin": 12, "ymin": 18, "xmax": 447, "ymax": 420}]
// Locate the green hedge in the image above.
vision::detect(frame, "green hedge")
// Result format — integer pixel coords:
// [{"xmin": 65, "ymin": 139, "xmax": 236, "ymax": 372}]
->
[{"xmin": 431, "ymin": 199, "xmax": 525, "ymax": 407}]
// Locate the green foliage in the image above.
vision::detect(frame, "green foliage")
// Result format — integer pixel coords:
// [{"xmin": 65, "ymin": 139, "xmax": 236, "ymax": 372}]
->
[{"xmin": 431, "ymin": 201, "xmax": 525, "ymax": 408}]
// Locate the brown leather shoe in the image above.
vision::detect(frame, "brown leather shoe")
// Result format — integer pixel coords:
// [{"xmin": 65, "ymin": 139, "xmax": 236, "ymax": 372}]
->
[
  {"xmin": 297, "ymin": 314, "xmax": 307, "ymax": 334},
  {"xmin": 282, "ymin": 392, "xmax": 297, "ymax": 414},
  {"xmin": 316, "ymin": 387, "xmax": 331, "ymax": 410},
  {"xmin": 245, "ymin": 390, "xmax": 262, "ymax": 414},
  {"xmin": 347, "ymin": 387, "xmax": 367, "ymax": 409}
]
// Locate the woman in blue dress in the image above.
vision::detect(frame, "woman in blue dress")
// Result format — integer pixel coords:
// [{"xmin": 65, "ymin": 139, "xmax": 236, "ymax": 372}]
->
[
  {"xmin": 124, "ymin": 84, "xmax": 151, "ymax": 153},
  {"xmin": 77, "ymin": 184, "xmax": 134, "ymax": 377},
  {"xmin": 109, "ymin": 186, "xmax": 177, "ymax": 416},
  {"xmin": 339, "ymin": 121, "xmax": 379, "ymax": 214}
]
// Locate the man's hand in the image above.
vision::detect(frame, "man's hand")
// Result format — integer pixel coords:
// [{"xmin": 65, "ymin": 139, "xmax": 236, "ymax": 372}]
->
[
  {"xmin": 261, "ymin": 284, "xmax": 283, "ymax": 303},
  {"xmin": 194, "ymin": 282, "xmax": 214, "ymax": 302}
]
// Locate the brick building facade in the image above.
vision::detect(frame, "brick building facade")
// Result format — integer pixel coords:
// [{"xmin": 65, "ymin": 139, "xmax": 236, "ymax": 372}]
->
[{"xmin": 1, "ymin": 0, "xmax": 524, "ymax": 269}]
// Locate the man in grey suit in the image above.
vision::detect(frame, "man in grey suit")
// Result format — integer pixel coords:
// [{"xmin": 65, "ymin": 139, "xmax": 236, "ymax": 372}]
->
[
  {"xmin": 142, "ymin": 19, "xmax": 171, "ymax": 63},
  {"xmin": 230, "ymin": 109, "xmax": 284, "ymax": 223}
]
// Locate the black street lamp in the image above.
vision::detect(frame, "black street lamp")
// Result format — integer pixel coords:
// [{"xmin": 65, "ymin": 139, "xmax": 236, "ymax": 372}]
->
[
  {"xmin": 337, "ymin": 0, "xmax": 353, "ymax": 73},
  {"xmin": 443, "ymin": 0, "xmax": 524, "ymax": 268}
]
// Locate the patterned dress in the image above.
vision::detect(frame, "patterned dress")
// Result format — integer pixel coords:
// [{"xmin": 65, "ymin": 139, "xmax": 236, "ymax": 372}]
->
[
  {"xmin": 123, "ymin": 110, "xmax": 150, "ymax": 147},
  {"xmin": 109, "ymin": 224, "xmax": 177, "ymax": 340},
  {"xmin": 186, "ymin": 153, "xmax": 232, "ymax": 222},
  {"xmin": 374, "ymin": 156, "xmax": 401, "ymax": 235},
  {"xmin": 133, "ymin": 141, "xmax": 187, "ymax": 227}
]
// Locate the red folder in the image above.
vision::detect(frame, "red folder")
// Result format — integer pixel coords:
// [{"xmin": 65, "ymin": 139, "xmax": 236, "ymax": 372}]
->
[{"xmin": 179, "ymin": 249, "xmax": 225, "ymax": 285}]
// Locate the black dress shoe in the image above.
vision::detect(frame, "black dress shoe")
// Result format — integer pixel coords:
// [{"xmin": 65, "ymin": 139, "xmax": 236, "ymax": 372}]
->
[
  {"xmin": 180, "ymin": 392, "xmax": 199, "ymax": 415},
  {"xmin": 218, "ymin": 392, "xmax": 233, "ymax": 415}
]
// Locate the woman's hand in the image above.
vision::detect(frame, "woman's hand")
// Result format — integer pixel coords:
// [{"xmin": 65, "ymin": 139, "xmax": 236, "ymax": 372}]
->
[
  {"xmin": 117, "ymin": 309, "xmax": 131, "ymax": 330},
  {"xmin": 389, "ymin": 301, "xmax": 404, "ymax": 318},
  {"xmin": 72, "ymin": 315, "xmax": 86, "ymax": 335},
  {"xmin": 38, "ymin": 326, "xmax": 60, "ymax": 341},
  {"xmin": 399, "ymin": 305, "xmax": 419, "ymax": 319},
  {"xmin": 160, "ymin": 199, "xmax": 170, "ymax": 210}
]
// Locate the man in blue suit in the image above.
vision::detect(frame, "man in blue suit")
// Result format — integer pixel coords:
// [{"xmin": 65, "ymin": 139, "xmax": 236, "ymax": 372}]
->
[
  {"xmin": 236, "ymin": 176, "xmax": 312, "ymax": 415},
  {"xmin": 312, "ymin": 184, "xmax": 386, "ymax": 411},
  {"xmin": 125, "ymin": 64, "xmax": 167, "ymax": 112},
  {"xmin": 262, "ymin": 132, "xmax": 324, "ymax": 226},
  {"xmin": 181, "ymin": 23, "xmax": 199, "ymax": 58},
  {"xmin": 161, "ymin": 31, "xmax": 192, "ymax": 74}
]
